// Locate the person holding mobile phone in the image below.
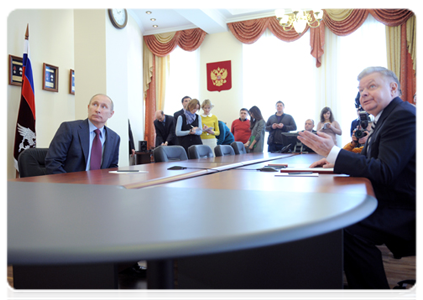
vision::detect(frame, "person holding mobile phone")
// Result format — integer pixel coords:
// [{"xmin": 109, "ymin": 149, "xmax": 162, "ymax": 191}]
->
[
  {"xmin": 316, "ymin": 107, "xmax": 342, "ymax": 145},
  {"xmin": 175, "ymin": 99, "xmax": 203, "ymax": 153},
  {"xmin": 200, "ymin": 99, "xmax": 220, "ymax": 151}
]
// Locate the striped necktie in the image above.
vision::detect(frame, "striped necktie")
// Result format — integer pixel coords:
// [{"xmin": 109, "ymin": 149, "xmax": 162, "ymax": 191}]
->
[
  {"xmin": 90, "ymin": 129, "xmax": 102, "ymax": 170},
  {"xmin": 366, "ymin": 122, "xmax": 376, "ymax": 156}
]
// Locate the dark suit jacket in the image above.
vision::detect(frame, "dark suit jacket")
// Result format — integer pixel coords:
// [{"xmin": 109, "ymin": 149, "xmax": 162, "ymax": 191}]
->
[
  {"xmin": 173, "ymin": 109, "xmax": 184, "ymax": 120},
  {"xmin": 154, "ymin": 115, "xmax": 176, "ymax": 147},
  {"xmin": 45, "ymin": 119, "xmax": 120, "ymax": 174},
  {"xmin": 350, "ymin": 119, "xmax": 360, "ymax": 136},
  {"xmin": 335, "ymin": 97, "xmax": 415, "ymax": 210}
]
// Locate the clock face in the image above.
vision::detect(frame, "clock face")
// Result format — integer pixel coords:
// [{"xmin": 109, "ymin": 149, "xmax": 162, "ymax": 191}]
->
[{"xmin": 109, "ymin": 9, "xmax": 128, "ymax": 29}]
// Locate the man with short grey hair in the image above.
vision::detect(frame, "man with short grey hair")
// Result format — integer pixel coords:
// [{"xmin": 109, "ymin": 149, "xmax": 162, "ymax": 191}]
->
[{"xmin": 298, "ymin": 66, "xmax": 415, "ymax": 289}]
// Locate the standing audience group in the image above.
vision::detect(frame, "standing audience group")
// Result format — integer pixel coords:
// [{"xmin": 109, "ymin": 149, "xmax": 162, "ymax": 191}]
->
[{"xmin": 153, "ymin": 96, "xmax": 348, "ymax": 155}]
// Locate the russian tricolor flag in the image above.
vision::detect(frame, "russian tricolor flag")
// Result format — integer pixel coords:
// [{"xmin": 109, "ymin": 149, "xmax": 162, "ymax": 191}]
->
[{"xmin": 14, "ymin": 25, "xmax": 36, "ymax": 172}]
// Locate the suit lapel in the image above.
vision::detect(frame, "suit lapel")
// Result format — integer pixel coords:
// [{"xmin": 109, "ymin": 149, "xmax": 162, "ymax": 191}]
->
[
  {"xmin": 366, "ymin": 97, "xmax": 401, "ymax": 158},
  {"xmin": 102, "ymin": 126, "xmax": 115, "ymax": 168},
  {"xmin": 78, "ymin": 119, "xmax": 90, "ymax": 165}
]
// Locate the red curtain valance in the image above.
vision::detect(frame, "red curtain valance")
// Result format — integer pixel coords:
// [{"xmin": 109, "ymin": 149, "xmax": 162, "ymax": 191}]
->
[
  {"xmin": 368, "ymin": 9, "xmax": 414, "ymax": 27},
  {"xmin": 227, "ymin": 9, "xmax": 414, "ymax": 68},
  {"xmin": 323, "ymin": 9, "xmax": 414, "ymax": 36},
  {"xmin": 144, "ymin": 28, "xmax": 207, "ymax": 57},
  {"xmin": 228, "ymin": 16, "xmax": 307, "ymax": 44},
  {"xmin": 322, "ymin": 9, "xmax": 369, "ymax": 36}
]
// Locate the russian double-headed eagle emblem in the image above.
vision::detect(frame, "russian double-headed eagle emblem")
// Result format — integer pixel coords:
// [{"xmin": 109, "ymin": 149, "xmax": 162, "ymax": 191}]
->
[{"xmin": 210, "ymin": 67, "xmax": 228, "ymax": 87}]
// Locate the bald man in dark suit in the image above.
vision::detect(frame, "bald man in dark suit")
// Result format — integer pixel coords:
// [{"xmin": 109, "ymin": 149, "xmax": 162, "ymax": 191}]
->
[
  {"xmin": 298, "ymin": 67, "xmax": 415, "ymax": 289},
  {"xmin": 154, "ymin": 110, "xmax": 176, "ymax": 147}
]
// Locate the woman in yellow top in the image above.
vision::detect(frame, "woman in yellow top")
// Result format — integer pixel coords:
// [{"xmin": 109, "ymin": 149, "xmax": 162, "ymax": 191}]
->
[{"xmin": 200, "ymin": 99, "xmax": 220, "ymax": 151}]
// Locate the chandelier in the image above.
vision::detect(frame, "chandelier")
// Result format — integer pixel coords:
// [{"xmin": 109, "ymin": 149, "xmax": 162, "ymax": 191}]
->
[{"xmin": 275, "ymin": 9, "xmax": 324, "ymax": 34}]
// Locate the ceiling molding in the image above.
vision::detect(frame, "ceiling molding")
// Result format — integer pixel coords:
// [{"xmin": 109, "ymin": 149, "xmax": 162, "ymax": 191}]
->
[
  {"xmin": 127, "ymin": 9, "xmax": 144, "ymax": 32},
  {"xmin": 143, "ymin": 24, "xmax": 199, "ymax": 36},
  {"xmin": 176, "ymin": 9, "xmax": 228, "ymax": 34},
  {"xmin": 225, "ymin": 11, "xmax": 277, "ymax": 23}
]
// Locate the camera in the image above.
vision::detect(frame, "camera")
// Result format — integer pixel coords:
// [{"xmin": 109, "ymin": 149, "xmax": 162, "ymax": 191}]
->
[{"xmin": 354, "ymin": 111, "xmax": 371, "ymax": 139}]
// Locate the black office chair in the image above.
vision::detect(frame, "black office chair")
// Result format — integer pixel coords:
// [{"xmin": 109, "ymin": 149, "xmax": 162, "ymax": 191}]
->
[
  {"xmin": 214, "ymin": 145, "xmax": 235, "ymax": 157},
  {"xmin": 188, "ymin": 145, "xmax": 214, "ymax": 159},
  {"xmin": 231, "ymin": 141, "xmax": 247, "ymax": 155},
  {"xmin": 17, "ymin": 148, "xmax": 49, "ymax": 178},
  {"xmin": 153, "ymin": 146, "xmax": 188, "ymax": 162}
]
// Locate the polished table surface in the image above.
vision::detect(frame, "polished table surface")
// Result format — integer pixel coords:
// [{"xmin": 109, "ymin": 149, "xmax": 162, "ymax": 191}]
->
[
  {"xmin": 9, "ymin": 153, "xmax": 376, "ymax": 264},
  {"xmin": 8, "ymin": 152, "xmax": 290, "ymax": 189},
  {"xmin": 8, "ymin": 181, "xmax": 376, "ymax": 265},
  {"xmin": 8, "ymin": 152, "xmax": 377, "ymax": 289}
]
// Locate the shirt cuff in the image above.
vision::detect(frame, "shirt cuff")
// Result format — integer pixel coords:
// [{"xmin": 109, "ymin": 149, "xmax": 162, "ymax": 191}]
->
[{"xmin": 327, "ymin": 146, "xmax": 341, "ymax": 165}]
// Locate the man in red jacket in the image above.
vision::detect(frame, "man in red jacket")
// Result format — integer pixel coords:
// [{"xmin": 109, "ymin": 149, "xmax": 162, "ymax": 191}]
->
[{"xmin": 231, "ymin": 108, "xmax": 251, "ymax": 144}]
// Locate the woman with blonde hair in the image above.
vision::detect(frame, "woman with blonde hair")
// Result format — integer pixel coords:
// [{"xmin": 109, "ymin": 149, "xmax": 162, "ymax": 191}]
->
[{"xmin": 200, "ymin": 99, "xmax": 220, "ymax": 151}]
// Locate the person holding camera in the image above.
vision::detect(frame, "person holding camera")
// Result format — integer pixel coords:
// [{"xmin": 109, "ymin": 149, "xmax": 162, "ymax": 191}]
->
[
  {"xmin": 316, "ymin": 107, "xmax": 342, "ymax": 145},
  {"xmin": 343, "ymin": 122, "xmax": 372, "ymax": 153}
]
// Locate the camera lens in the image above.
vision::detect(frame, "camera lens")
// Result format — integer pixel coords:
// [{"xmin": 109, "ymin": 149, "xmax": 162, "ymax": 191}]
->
[{"xmin": 355, "ymin": 130, "xmax": 364, "ymax": 138}]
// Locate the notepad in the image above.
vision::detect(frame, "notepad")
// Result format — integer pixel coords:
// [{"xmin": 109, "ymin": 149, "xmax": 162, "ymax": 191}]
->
[
  {"xmin": 109, "ymin": 170, "xmax": 148, "ymax": 174},
  {"xmin": 275, "ymin": 172, "xmax": 319, "ymax": 177},
  {"xmin": 279, "ymin": 166, "xmax": 334, "ymax": 174}
]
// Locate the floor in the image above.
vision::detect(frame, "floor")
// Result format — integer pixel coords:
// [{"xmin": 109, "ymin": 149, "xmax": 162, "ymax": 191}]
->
[{"xmin": 7, "ymin": 245, "xmax": 415, "ymax": 289}]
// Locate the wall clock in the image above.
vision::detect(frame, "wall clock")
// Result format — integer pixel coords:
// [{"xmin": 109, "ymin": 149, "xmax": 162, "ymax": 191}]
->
[{"xmin": 108, "ymin": 9, "xmax": 128, "ymax": 29}]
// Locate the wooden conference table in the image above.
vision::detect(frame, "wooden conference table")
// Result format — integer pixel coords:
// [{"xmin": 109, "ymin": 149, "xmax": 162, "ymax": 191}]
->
[{"xmin": 8, "ymin": 152, "xmax": 377, "ymax": 289}]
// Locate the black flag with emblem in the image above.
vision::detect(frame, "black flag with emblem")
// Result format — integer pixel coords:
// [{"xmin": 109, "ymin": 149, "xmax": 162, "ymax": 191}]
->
[{"xmin": 13, "ymin": 24, "xmax": 36, "ymax": 172}]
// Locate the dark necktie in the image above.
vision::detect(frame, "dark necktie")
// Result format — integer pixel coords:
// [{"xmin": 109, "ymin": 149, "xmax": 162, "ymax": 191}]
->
[
  {"xmin": 90, "ymin": 129, "xmax": 102, "ymax": 170},
  {"xmin": 366, "ymin": 122, "xmax": 377, "ymax": 157}
]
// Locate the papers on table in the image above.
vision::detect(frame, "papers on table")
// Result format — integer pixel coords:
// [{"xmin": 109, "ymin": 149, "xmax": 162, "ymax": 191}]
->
[
  {"xmin": 109, "ymin": 170, "xmax": 148, "ymax": 174},
  {"xmin": 275, "ymin": 172, "xmax": 319, "ymax": 177}
]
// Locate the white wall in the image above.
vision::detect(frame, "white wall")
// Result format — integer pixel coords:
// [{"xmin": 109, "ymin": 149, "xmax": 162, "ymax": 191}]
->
[{"xmin": 125, "ymin": 17, "xmax": 144, "ymax": 153}]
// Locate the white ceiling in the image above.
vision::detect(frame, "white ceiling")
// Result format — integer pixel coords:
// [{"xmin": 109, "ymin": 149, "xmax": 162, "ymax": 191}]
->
[{"xmin": 128, "ymin": 8, "xmax": 278, "ymax": 35}]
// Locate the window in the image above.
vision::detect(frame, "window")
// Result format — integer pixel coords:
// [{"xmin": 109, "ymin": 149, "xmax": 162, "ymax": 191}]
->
[
  {"xmin": 243, "ymin": 29, "xmax": 316, "ymax": 133},
  {"xmin": 163, "ymin": 46, "xmax": 199, "ymax": 116},
  {"xmin": 242, "ymin": 15, "xmax": 387, "ymax": 148}
]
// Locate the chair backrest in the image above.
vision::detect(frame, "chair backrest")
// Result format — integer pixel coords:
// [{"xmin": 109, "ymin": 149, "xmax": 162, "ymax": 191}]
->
[
  {"xmin": 153, "ymin": 146, "xmax": 188, "ymax": 162},
  {"xmin": 18, "ymin": 148, "xmax": 49, "ymax": 178},
  {"xmin": 231, "ymin": 141, "xmax": 247, "ymax": 155},
  {"xmin": 188, "ymin": 145, "xmax": 214, "ymax": 159},
  {"xmin": 214, "ymin": 145, "xmax": 235, "ymax": 157}
]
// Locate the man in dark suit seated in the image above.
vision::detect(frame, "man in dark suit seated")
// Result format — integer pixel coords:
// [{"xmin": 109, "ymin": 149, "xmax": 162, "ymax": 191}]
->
[
  {"xmin": 45, "ymin": 94, "xmax": 120, "ymax": 174},
  {"xmin": 298, "ymin": 66, "xmax": 415, "ymax": 289},
  {"xmin": 304, "ymin": 119, "xmax": 316, "ymax": 133},
  {"xmin": 154, "ymin": 110, "xmax": 176, "ymax": 147}
]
